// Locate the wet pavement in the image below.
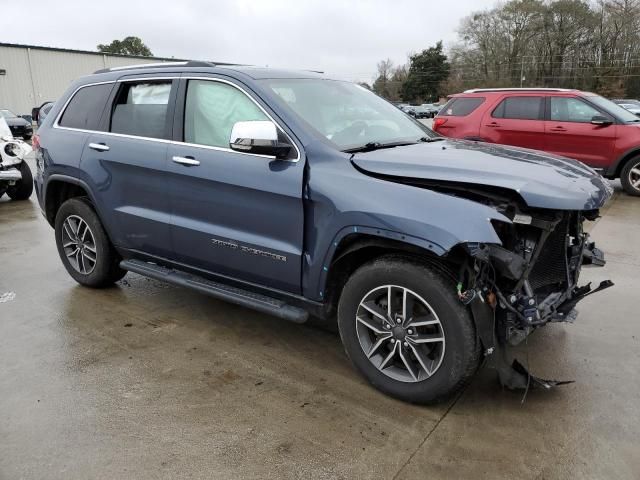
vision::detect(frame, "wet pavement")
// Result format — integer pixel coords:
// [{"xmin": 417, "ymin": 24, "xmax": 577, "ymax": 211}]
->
[{"xmin": 1, "ymin": 170, "xmax": 639, "ymax": 479}]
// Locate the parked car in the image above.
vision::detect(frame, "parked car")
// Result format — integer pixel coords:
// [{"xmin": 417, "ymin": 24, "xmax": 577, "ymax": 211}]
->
[
  {"xmin": 32, "ymin": 101, "xmax": 55, "ymax": 127},
  {"xmin": 0, "ymin": 109, "xmax": 33, "ymax": 140},
  {"xmin": 0, "ymin": 116, "xmax": 34, "ymax": 201},
  {"xmin": 399, "ymin": 104, "xmax": 416, "ymax": 114},
  {"xmin": 616, "ymin": 102, "xmax": 640, "ymax": 116},
  {"xmin": 420, "ymin": 104, "xmax": 439, "ymax": 117},
  {"xmin": 35, "ymin": 64, "xmax": 612, "ymax": 403},
  {"xmin": 407, "ymin": 105, "xmax": 432, "ymax": 119},
  {"xmin": 433, "ymin": 88, "xmax": 640, "ymax": 195},
  {"xmin": 611, "ymin": 98, "xmax": 640, "ymax": 107}
]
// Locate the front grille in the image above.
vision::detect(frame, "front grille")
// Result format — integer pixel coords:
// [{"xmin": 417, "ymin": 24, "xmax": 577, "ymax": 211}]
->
[{"xmin": 529, "ymin": 217, "xmax": 569, "ymax": 290}]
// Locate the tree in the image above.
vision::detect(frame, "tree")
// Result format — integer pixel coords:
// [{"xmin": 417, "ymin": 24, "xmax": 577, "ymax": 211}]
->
[
  {"xmin": 402, "ymin": 41, "xmax": 450, "ymax": 102},
  {"xmin": 450, "ymin": 0, "xmax": 640, "ymax": 95},
  {"xmin": 97, "ymin": 36, "xmax": 153, "ymax": 56},
  {"xmin": 372, "ymin": 59, "xmax": 395, "ymax": 98}
]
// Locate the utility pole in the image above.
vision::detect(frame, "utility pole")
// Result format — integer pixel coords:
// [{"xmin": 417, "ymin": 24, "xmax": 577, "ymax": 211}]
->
[{"xmin": 520, "ymin": 57, "xmax": 525, "ymax": 87}]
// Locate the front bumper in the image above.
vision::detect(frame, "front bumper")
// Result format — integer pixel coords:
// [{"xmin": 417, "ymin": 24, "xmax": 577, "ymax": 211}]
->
[{"xmin": 0, "ymin": 168, "xmax": 22, "ymax": 181}]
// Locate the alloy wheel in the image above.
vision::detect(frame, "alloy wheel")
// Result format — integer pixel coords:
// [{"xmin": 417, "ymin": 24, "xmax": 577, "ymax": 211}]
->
[
  {"xmin": 628, "ymin": 161, "xmax": 640, "ymax": 192},
  {"xmin": 355, "ymin": 285, "xmax": 446, "ymax": 383},
  {"xmin": 61, "ymin": 215, "xmax": 97, "ymax": 275}
]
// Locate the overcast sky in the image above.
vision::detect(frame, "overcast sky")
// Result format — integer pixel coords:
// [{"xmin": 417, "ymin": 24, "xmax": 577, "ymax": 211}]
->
[{"xmin": 2, "ymin": 0, "xmax": 488, "ymax": 83}]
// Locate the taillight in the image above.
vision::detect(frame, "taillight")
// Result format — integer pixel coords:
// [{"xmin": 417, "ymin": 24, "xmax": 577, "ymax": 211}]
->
[
  {"xmin": 32, "ymin": 134, "xmax": 40, "ymax": 152},
  {"xmin": 432, "ymin": 118, "xmax": 448, "ymax": 131}
]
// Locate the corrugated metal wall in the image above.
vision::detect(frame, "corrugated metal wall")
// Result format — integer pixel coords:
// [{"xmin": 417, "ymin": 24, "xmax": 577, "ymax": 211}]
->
[{"xmin": 0, "ymin": 45, "xmax": 174, "ymax": 115}]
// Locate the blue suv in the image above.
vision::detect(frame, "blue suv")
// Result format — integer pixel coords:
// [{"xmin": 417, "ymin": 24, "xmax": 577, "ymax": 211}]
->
[{"xmin": 34, "ymin": 62, "xmax": 613, "ymax": 403}]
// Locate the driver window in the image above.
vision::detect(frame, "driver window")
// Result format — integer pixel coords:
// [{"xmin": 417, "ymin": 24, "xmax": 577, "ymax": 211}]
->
[
  {"xmin": 184, "ymin": 80, "xmax": 268, "ymax": 148},
  {"xmin": 550, "ymin": 97, "xmax": 602, "ymax": 123}
]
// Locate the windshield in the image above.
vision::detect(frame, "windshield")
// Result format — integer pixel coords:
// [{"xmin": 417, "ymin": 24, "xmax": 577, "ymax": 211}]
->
[
  {"xmin": 588, "ymin": 95, "xmax": 640, "ymax": 122},
  {"xmin": 0, "ymin": 109, "xmax": 17, "ymax": 119},
  {"xmin": 261, "ymin": 79, "xmax": 434, "ymax": 150}
]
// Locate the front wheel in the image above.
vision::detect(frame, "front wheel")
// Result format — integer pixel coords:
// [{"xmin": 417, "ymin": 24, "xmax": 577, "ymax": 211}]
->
[
  {"xmin": 6, "ymin": 162, "xmax": 33, "ymax": 200},
  {"xmin": 621, "ymin": 156, "xmax": 640, "ymax": 196},
  {"xmin": 337, "ymin": 257, "xmax": 480, "ymax": 404}
]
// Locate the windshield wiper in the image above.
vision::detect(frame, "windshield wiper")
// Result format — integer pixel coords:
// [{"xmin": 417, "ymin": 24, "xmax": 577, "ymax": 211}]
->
[
  {"xmin": 418, "ymin": 136, "xmax": 446, "ymax": 143},
  {"xmin": 343, "ymin": 141, "xmax": 418, "ymax": 153}
]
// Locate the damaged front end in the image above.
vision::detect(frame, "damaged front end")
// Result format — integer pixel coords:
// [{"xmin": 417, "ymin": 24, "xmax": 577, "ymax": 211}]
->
[{"xmin": 460, "ymin": 206, "xmax": 613, "ymax": 390}]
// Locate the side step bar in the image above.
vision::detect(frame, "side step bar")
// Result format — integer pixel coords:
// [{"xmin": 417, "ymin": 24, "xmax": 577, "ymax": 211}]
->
[{"xmin": 120, "ymin": 259, "xmax": 309, "ymax": 324}]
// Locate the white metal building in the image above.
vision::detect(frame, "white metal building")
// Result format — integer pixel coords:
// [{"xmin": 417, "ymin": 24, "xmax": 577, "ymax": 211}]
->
[{"xmin": 0, "ymin": 43, "xmax": 185, "ymax": 115}]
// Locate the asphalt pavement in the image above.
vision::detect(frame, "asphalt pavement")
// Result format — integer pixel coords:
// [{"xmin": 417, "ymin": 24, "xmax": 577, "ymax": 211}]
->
[{"xmin": 0, "ymin": 160, "xmax": 638, "ymax": 479}]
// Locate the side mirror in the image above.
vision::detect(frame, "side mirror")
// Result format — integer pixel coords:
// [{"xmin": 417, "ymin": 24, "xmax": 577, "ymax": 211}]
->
[
  {"xmin": 591, "ymin": 115, "xmax": 612, "ymax": 126},
  {"xmin": 229, "ymin": 120, "xmax": 292, "ymax": 159}
]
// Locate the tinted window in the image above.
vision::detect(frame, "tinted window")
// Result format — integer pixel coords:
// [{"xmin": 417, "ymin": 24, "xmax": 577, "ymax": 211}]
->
[
  {"xmin": 493, "ymin": 96, "xmax": 543, "ymax": 120},
  {"xmin": 59, "ymin": 84, "xmax": 112, "ymax": 130},
  {"xmin": 550, "ymin": 97, "xmax": 601, "ymax": 123},
  {"xmin": 110, "ymin": 81, "xmax": 171, "ymax": 139},
  {"xmin": 184, "ymin": 80, "xmax": 268, "ymax": 148},
  {"xmin": 440, "ymin": 97, "xmax": 485, "ymax": 116}
]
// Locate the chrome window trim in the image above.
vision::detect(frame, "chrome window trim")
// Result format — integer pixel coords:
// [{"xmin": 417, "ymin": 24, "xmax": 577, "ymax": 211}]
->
[{"xmin": 54, "ymin": 76, "xmax": 301, "ymax": 162}]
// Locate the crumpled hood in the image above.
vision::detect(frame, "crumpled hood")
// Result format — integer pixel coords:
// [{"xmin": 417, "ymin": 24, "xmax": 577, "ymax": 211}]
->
[{"xmin": 352, "ymin": 139, "xmax": 613, "ymax": 210}]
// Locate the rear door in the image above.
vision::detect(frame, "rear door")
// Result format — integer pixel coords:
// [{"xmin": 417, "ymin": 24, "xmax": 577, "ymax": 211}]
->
[
  {"xmin": 479, "ymin": 95, "xmax": 545, "ymax": 150},
  {"xmin": 80, "ymin": 76, "xmax": 178, "ymax": 258},
  {"xmin": 544, "ymin": 95, "xmax": 616, "ymax": 168},
  {"xmin": 167, "ymin": 76, "xmax": 305, "ymax": 293}
]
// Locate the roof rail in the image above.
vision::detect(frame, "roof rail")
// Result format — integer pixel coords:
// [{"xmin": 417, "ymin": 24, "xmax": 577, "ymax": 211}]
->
[
  {"xmin": 463, "ymin": 87, "xmax": 575, "ymax": 93},
  {"xmin": 93, "ymin": 60, "xmax": 218, "ymax": 74}
]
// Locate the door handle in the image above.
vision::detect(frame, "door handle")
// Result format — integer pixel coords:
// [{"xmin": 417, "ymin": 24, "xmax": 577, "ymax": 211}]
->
[
  {"xmin": 549, "ymin": 126, "xmax": 567, "ymax": 132},
  {"xmin": 172, "ymin": 155, "xmax": 200, "ymax": 166},
  {"xmin": 485, "ymin": 122, "xmax": 501, "ymax": 127},
  {"xmin": 89, "ymin": 142, "xmax": 110, "ymax": 152}
]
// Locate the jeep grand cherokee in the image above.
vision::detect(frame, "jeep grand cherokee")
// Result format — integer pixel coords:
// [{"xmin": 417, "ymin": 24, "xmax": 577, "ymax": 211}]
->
[{"xmin": 34, "ymin": 63, "xmax": 613, "ymax": 403}]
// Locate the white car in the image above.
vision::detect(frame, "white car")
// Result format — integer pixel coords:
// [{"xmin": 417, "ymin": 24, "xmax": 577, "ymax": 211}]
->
[{"xmin": 0, "ymin": 116, "xmax": 33, "ymax": 201}]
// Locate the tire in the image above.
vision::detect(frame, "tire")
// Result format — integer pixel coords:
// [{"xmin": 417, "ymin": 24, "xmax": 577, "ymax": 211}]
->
[
  {"xmin": 620, "ymin": 156, "xmax": 640, "ymax": 196},
  {"xmin": 6, "ymin": 162, "xmax": 33, "ymax": 200},
  {"xmin": 337, "ymin": 256, "xmax": 480, "ymax": 404},
  {"xmin": 54, "ymin": 197, "xmax": 126, "ymax": 288}
]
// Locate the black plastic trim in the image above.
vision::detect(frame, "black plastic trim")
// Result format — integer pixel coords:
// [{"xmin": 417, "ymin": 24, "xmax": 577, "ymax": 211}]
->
[{"xmin": 120, "ymin": 259, "xmax": 309, "ymax": 323}]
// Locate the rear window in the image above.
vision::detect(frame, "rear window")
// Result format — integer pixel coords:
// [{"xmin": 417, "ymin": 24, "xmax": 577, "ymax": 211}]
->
[
  {"xmin": 58, "ymin": 83, "xmax": 113, "ymax": 130},
  {"xmin": 492, "ymin": 96, "xmax": 544, "ymax": 120},
  {"xmin": 110, "ymin": 81, "xmax": 172, "ymax": 139},
  {"xmin": 440, "ymin": 97, "xmax": 485, "ymax": 116}
]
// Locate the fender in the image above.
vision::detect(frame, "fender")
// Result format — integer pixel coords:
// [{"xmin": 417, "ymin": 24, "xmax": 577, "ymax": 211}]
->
[
  {"xmin": 44, "ymin": 172, "xmax": 106, "ymax": 226},
  {"xmin": 300, "ymin": 143, "xmax": 510, "ymax": 301},
  {"xmin": 604, "ymin": 146, "xmax": 640, "ymax": 178}
]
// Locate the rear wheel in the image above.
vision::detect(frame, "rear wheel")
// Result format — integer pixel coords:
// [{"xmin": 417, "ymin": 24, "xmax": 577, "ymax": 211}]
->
[
  {"xmin": 621, "ymin": 156, "xmax": 640, "ymax": 196},
  {"xmin": 6, "ymin": 162, "xmax": 33, "ymax": 200},
  {"xmin": 337, "ymin": 257, "xmax": 480, "ymax": 404},
  {"xmin": 54, "ymin": 197, "xmax": 126, "ymax": 287}
]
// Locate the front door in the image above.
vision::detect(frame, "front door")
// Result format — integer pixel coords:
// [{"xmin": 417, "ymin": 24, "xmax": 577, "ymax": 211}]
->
[
  {"xmin": 167, "ymin": 77, "xmax": 304, "ymax": 293},
  {"xmin": 544, "ymin": 96, "xmax": 616, "ymax": 168}
]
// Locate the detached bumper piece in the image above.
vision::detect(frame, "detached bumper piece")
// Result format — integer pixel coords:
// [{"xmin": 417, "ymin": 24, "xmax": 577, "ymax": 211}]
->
[
  {"xmin": 463, "ymin": 210, "xmax": 614, "ymax": 394},
  {"xmin": 498, "ymin": 359, "xmax": 574, "ymax": 390},
  {"xmin": 582, "ymin": 242, "xmax": 606, "ymax": 266}
]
